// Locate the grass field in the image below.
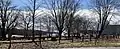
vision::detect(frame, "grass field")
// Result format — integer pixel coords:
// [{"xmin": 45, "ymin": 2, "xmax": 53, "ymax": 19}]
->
[{"xmin": 1, "ymin": 39, "xmax": 120, "ymax": 49}]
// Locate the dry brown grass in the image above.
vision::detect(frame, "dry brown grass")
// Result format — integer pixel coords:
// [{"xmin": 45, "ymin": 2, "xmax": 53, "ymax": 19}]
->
[{"xmin": 0, "ymin": 39, "xmax": 120, "ymax": 49}]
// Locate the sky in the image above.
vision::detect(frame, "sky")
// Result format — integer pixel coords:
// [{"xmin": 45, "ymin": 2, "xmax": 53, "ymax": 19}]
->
[
  {"xmin": 12, "ymin": 0, "xmax": 27, "ymax": 7},
  {"xmin": 11, "ymin": 0, "xmax": 120, "ymax": 31},
  {"xmin": 12, "ymin": 0, "xmax": 120, "ymax": 25},
  {"xmin": 12, "ymin": 0, "xmax": 90, "ymax": 9}
]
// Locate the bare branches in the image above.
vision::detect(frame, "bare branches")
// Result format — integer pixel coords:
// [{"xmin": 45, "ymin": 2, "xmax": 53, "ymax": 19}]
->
[
  {"xmin": 44, "ymin": 0, "xmax": 81, "ymax": 43},
  {"xmin": 18, "ymin": 9, "xmax": 32, "ymax": 30},
  {"xmin": 0, "ymin": 0, "xmax": 19, "ymax": 39},
  {"xmin": 24, "ymin": 0, "xmax": 41, "ymax": 45},
  {"xmin": 91, "ymin": 0, "xmax": 120, "ymax": 40}
]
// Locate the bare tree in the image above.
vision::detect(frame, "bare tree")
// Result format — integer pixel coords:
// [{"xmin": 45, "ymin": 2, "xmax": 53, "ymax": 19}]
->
[
  {"xmin": 92, "ymin": 0, "xmax": 120, "ymax": 41},
  {"xmin": 44, "ymin": 0, "xmax": 81, "ymax": 43},
  {"xmin": 71, "ymin": 16, "xmax": 83, "ymax": 42},
  {"xmin": 18, "ymin": 9, "xmax": 32, "ymax": 38},
  {"xmin": 71, "ymin": 16, "xmax": 93, "ymax": 41},
  {"xmin": 0, "ymin": 0, "xmax": 19, "ymax": 40},
  {"xmin": 44, "ymin": 0, "xmax": 70, "ymax": 43},
  {"xmin": 65, "ymin": 0, "xmax": 81, "ymax": 40},
  {"xmin": 0, "ymin": 0, "xmax": 20, "ymax": 49},
  {"xmin": 24, "ymin": 0, "xmax": 41, "ymax": 42}
]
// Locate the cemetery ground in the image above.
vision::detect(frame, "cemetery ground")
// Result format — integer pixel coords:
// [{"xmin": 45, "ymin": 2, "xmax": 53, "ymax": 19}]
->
[{"xmin": 0, "ymin": 37, "xmax": 120, "ymax": 49}]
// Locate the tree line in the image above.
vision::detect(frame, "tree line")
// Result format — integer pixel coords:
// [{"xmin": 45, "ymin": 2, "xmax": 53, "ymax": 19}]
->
[{"xmin": 0, "ymin": 0, "xmax": 120, "ymax": 48}]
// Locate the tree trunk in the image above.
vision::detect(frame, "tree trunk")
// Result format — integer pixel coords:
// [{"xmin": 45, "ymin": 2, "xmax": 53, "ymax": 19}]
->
[
  {"xmin": 32, "ymin": 0, "xmax": 36, "ymax": 42},
  {"xmin": 96, "ymin": 30, "xmax": 103, "ymax": 39},
  {"xmin": 72, "ymin": 34, "xmax": 73, "ymax": 42},
  {"xmin": 59, "ymin": 29, "xmax": 62, "ymax": 44},
  {"xmin": 82, "ymin": 35, "xmax": 84, "ymax": 42},
  {"xmin": 8, "ymin": 37, "xmax": 11, "ymax": 49},
  {"xmin": 8, "ymin": 29, "xmax": 11, "ymax": 40},
  {"xmin": 8, "ymin": 29, "xmax": 12, "ymax": 49},
  {"xmin": 89, "ymin": 35, "xmax": 92, "ymax": 41},
  {"xmin": 39, "ymin": 33, "xmax": 42, "ymax": 48},
  {"xmin": 68, "ymin": 28, "xmax": 70, "ymax": 39},
  {"xmin": 95, "ymin": 30, "xmax": 103, "ymax": 45},
  {"xmin": 32, "ymin": 18, "xmax": 35, "ymax": 42},
  {"xmin": 2, "ymin": 23, "xmax": 6, "ymax": 40}
]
